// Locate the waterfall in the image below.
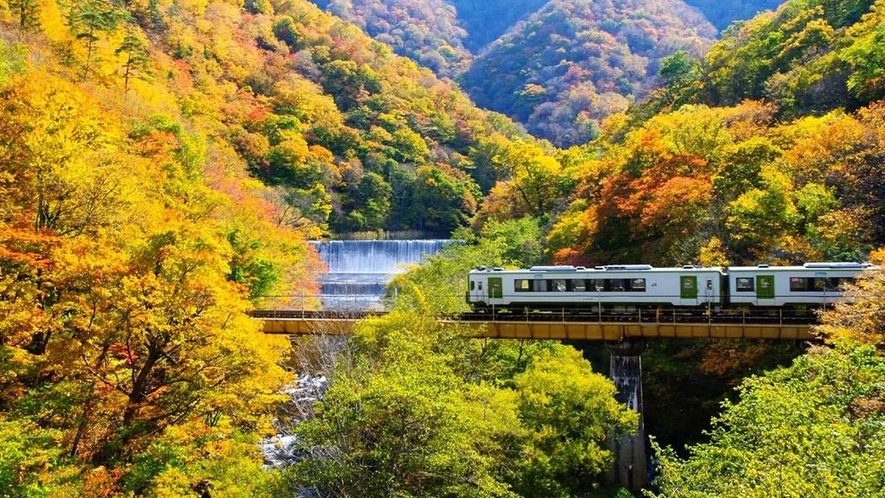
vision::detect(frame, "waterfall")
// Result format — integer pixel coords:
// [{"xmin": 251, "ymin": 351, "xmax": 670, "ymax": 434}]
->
[
  {"xmin": 608, "ymin": 340, "xmax": 647, "ymax": 492},
  {"xmin": 610, "ymin": 355, "xmax": 642, "ymax": 411},
  {"xmin": 309, "ymin": 240, "xmax": 457, "ymax": 309}
]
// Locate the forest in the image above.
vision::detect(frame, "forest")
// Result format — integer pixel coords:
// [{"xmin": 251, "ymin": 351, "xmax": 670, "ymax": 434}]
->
[{"xmin": 0, "ymin": 0, "xmax": 884, "ymax": 496}]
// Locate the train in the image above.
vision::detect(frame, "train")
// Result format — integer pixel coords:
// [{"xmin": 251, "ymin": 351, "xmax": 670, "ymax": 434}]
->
[{"xmin": 465, "ymin": 262, "xmax": 877, "ymax": 313}]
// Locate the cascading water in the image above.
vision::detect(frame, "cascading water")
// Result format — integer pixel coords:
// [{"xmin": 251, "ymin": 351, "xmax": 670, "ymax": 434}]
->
[
  {"xmin": 611, "ymin": 355, "xmax": 643, "ymax": 413},
  {"xmin": 309, "ymin": 240, "xmax": 457, "ymax": 309},
  {"xmin": 608, "ymin": 339, "xmax": 647, "ymax": 492}
]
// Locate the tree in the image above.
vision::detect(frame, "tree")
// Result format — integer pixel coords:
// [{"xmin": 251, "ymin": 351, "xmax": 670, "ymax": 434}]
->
[
  {"xmin": 657, "ymin": 50, "xmax": 701, "ymax": 106},
  {"xmin": 816, "ymin": 250, "xmax": 885, "ymax": 348},
  {"xmin": 116, "ymin": 28, "xmax": 151, "ymax": 93},
  {"xmin": 0, "ymin": 73, "xmax": 125, "ymax": 237},
  {"xmin": 489, "ymin": 141, "xmax": 568, "ymax": 220},
  {"xmin": 479, "ymin": 216, "xmax": 544, "ymax": 268},
  {"xmin": 650, "ymin": 344, "xmax": 885, "ymax": 498},
  {"xmin": 8, "ymin": 0, "xmax": 40, "ymax": 30},
  {"xmin": 511, "ymin": 348, "xmax": 638, "ymax": 498},
  {"xmin": 65, "ymin": 0, "xmax": 127, "ymax": 80},
  {"xmin": 272, "ymin": 16, "xmax": 301, "ymax": 50},
  {"xmin": 290, "ymin": 312, "xmax": 523, "ymax": 498},
  {"xmin": 0, "ymin": 417, "xmax": 79, "ymax": 496},
  {"xmin": 408, "ymin": 165, "xmax": 479, "ymax": 233},
  {"xmin": 725, "ymin": 165, "xmax": 800, "ymax": 259},
  {"xmin": 29, "ymin": 226, "xmax": 291, "ymax": 466},
  {"xmin": 839, "ymin": 3, "xmax": 885, "ymax": 102}
]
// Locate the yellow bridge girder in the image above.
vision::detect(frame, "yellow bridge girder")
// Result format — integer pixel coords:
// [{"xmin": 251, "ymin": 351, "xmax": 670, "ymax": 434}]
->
[{"xmin": 258, "ymin": 317, "xmax": 814, "ymax": 341}]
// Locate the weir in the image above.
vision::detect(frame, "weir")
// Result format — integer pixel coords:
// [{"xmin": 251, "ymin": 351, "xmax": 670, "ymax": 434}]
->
[{"xmin": 309, "ymin": 239, "xmax": 456, "ymax": 308}]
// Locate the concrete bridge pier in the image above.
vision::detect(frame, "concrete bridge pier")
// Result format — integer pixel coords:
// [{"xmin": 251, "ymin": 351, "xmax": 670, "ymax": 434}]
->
[{"xmin": 607, "ymin": 338, "xmax": 647, "ymax": 493}]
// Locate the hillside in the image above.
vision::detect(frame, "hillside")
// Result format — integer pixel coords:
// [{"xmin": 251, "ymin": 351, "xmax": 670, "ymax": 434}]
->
[
  {"xmin": 529, "ymin": 0, "xmax": 885, "ymax": 267},
  {"xmin": 682, "ymin": 0, "xmax": 782, "ymax": 30},
  {"xmin": 319, "ymin": 0, "xmax": 472, "ymax": 77},
  {"xmin": 307, "ymin": 0, "xmax": 788, "ymax": 147},
  {"xmin": 2, "ymin": 0, "xmax": 885, "ymax": 495},
  {"xmin": 460, "ymin": 0, "xmax": 716, "ymax": 147},
  {"xmin": 3, "ymin": 0, "xmax": 554, "ymax": 237}
]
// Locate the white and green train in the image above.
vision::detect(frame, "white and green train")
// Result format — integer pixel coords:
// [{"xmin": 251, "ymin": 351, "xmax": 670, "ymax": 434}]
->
[{"xmin": 465, "ymin": 262, "xmax": 875, "ymax": 312}]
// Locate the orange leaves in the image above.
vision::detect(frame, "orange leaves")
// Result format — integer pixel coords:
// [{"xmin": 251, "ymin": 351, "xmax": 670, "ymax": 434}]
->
[
  {"xmin": 0, "ymin": 225, "xmax": 62, "ymax": 270},
  {"xmin": 639, "ymin": 176, "xmax": 713, "ymax": 232}
]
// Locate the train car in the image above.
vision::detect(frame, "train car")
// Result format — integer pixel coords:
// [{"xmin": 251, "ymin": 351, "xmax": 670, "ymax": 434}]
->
[
  {"xmin": 466, "ymin": 265, "xmax": 726, "ymax": 311},
  {"xmin": 727, "ymin": 262, "xmax": 874, "ymax": 307}
]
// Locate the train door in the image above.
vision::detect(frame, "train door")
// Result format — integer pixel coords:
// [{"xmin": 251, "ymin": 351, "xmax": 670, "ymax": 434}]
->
[
  {"xmin": 467, "ymin": 275, "xmax": 483, "ymax": 305},
  {"xmin": 488, "ymin": 276, "xmax": 503, "ymax": 304},
  {"xmin": 703, "ymin": 277, "xmax": 715, "ymax": 304},
  {"xmin": 680, "ymin": 276, "xmax": 697, "ymax": 305},
  {"xmin": 756, "ymin": 275, "xmax": 775, "ymax": 304}
]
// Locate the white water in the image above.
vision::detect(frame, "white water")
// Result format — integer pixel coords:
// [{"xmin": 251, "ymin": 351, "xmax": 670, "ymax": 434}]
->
[
  {"xmin": 610, "ymin": 355, "xmax": 643, "ymax": 411},
  {"xmin": 309, "ymin": 240, "xmax": 457, "ymax": 309}
]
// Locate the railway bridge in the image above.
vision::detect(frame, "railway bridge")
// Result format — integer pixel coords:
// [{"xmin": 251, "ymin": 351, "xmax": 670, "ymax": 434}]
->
[
  {"xmin": 251, "ymin": 308, "xmax": 817, "ymax": 341},
  {"xmin": 252, "ymin": 307, "xmax": 819, "ymax": 493}
]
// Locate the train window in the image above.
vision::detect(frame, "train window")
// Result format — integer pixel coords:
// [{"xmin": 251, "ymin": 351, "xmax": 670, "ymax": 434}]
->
[
  {"xmin": 572, "ymin": 279, "xmax": 586, "ymax": 291},
  {"xmin": 588, "ymin": 279, "xmax": 604, "ymax": 291},
  {"xmin": 736, "ymin": 277, "xmax": 754, "ymax": 291},
  {"xmin": 610, "ymin": 279, "xmax": 625, "ymax": 291},
  {"xmin": 789, "ymin": 277, "xmax": 826, "ymax": 291},
  {"xmin": 470, "ymin": 281, "xmax": 475, "ymax": 291},
  {"xmin": 478, "ymin": 281, "xmax": 483, "ymax": 290},
  {"xmin": 631, "ymin": 278, "xmax": 646, "ymax": 291},
  {"xmin": 827, "ymin": 277, "xmax": 853, "ymax": 291},
  {"xmin": 550, "ymin": 279, "xmax": 566, "ymax": 291},
  {"xmin": 515, "ymin": 279, "xmax": 532, "ymax": 292}
]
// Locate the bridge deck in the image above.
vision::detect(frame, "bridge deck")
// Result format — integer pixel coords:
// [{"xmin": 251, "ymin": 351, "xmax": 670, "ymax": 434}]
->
[{"xmin": 253, "ymin": 310, "xmax": 815, "ymax": 340}]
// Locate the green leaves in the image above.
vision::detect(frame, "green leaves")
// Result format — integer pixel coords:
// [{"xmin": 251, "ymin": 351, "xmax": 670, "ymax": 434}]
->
[
  {"xmin": 292, "ymin": 314, "xmax": 522, "ymax": 498},
  {"xmin": 512, "ymin": 348, "xmax": 638, "ymax": 497},
  {"xmin": 0, "ymin": 417, "xmax": 76, "ymax": 497},
  {"xmin": 651, "ymin": 345, "xmax": 885, "ymax": 498},
  {"xmin": 290, "ymin": 299, "xmax": 637, "ymax": 497}
]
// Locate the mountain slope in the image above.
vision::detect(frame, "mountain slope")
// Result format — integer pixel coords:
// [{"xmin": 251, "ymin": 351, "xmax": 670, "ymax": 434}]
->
[
  {"xmin": 321, "ymin": 0, "xmax": 472, "ymax": 77},
  {"xmin": 537, "ymin": 0, "xmax": 885, "ymax": 267},
  {"xmin": 682, "ymin": 0, "xmax": 783, "ymax": 30},
  {"xmin": 698, "ymin": 0, "xmax": 884, "ymax": 114},
  {"xmin": 459, "ymin": 0, "xmax": 716, "ymax": 147}
]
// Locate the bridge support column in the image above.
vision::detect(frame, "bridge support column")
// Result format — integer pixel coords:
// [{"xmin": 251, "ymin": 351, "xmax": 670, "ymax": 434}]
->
[{"xmin": 607, "ymin": 338, "xmax": 647, "ymax": 493}]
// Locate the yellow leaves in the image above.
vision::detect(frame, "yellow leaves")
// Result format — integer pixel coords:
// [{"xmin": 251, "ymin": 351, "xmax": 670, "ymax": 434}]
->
[
  {"xmin": 179, "ymin": 0, "xmax": 211, "ymax": 16},
  {"xmin": 699, "ymin": 236, "xmax": 731, "ymax": 267},
  {"xmin": 0, "ymin": 71, "xmax": 134, "ymax": 236},
  {"xmin": 780, "ymin": 112, "xmax": 865, "ymax": 180},
  {"xmin": 816, "ymin": 268, "xmax": 885, "ymax": 350}
]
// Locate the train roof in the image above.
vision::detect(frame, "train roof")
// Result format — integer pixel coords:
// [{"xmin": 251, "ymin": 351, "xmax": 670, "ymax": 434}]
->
[
  {"xmin": 469, "ymin": 265, "xmax": 725, "ymax": 274},
  {"xmin": 728, "ymin": 262, "xmax": 875, "ymax": 272},
  {"xmin": 469, "ymin": 262, "xmax": 878, "ymax": 275}
]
